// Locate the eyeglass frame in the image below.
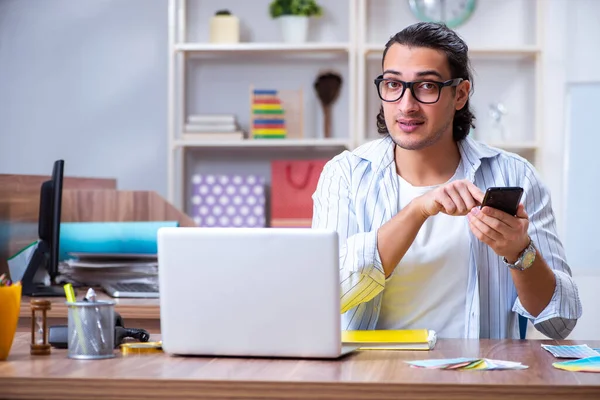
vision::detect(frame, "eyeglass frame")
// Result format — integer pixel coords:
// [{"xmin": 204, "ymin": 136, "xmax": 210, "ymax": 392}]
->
[{"xmin": 374, "ymin": 75, "xmax": 464, "ymax": 104}]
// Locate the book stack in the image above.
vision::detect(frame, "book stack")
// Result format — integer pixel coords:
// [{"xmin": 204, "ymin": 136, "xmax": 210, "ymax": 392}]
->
[
  {"xmin": 341, "ymin": 329, "xmax": 437, "ymax": 350},
  {"xmin": 251, "ymin": 89, "xmax": 287, "ymax": 139},
  {"xmin": 183, "ymin": 114, "xmax": 245, "ymax": 141}
]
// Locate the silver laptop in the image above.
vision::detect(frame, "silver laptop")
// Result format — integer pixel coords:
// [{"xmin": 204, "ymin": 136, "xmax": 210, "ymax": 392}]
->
[{"xmin": 157, "ymin": 227, "xmax": 355, "ymax": 359}]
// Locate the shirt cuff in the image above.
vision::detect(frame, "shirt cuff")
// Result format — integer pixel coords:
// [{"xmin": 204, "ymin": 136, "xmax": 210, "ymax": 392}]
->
[{"xmin": 512, "ymin": 269, "xmax": 580, "ymax": 324}]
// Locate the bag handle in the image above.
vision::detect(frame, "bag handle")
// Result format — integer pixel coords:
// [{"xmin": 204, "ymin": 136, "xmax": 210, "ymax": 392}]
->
[{"xmin": 285, "ymin": 163, "xmax": 315, "ymax": 190}]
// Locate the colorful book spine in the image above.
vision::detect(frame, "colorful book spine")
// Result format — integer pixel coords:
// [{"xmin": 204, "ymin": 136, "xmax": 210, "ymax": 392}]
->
[{"xmin": 251, "ymin": 89, "xmax": 286, "ymax": 139}]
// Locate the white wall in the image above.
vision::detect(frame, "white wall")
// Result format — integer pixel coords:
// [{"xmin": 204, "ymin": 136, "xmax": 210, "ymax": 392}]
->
[
  {"xmin": 526, "ymin": 0, "xmax": 600, "ymax": 340},
  {"xmin": 561, "ymin": 0, "xmax": 600, "ymax": 340},
  {"xmin": 0, "ymin": 0, "xmax": 168, "ymax": 196}
]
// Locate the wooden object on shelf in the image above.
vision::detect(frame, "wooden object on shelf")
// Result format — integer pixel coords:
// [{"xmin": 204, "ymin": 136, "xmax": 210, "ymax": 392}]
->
[
  {"xmin": 3, "ymin": 333, "xmax": 600, "ymax": 399},
  {"xmin": 29, "ymin": 299, "xmax": 51, "ymax": 356},
  {"xmin": 314, "ymin": 71, "xmax": 342, "ymax": 139},
  {"xmin": 250, "ymin": 87, "xmax": 288, "ymax": 139},
  {"xmin": 249, "ymin": 86, "xmax": 304, "ymax": 140}
]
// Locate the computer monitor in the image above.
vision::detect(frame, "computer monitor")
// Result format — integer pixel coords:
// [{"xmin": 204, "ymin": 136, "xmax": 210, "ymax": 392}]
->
[{"xmin": 21, "ymin": 160, "xmax": 65, "ymax": 297}]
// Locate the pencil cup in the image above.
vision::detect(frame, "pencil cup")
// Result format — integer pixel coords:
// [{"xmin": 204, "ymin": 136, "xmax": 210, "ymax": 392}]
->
[
  {"xmin": 0, "ymin": 283, "xmax": 22, "ymax": 361},
  {"xmin": 67, "ymin": 300, "xmax": 115, "ymax": 359}
]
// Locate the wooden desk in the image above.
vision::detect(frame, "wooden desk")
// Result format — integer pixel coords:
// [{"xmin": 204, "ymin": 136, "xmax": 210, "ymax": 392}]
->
[
  {"xmin": 18, "ymin": 291, "xmax": 160, "ymax": 333},
  {"xmin": 1, "ymin": 334, "xmax": 599, "ymax": 400}
]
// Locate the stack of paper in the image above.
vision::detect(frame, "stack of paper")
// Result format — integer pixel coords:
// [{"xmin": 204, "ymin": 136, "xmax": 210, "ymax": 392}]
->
[
  {"xmin": 542, "ymin": 344, "xmax": 600, "ymax": 373},
  {"xmin": 58, "ymin": 254, "xmax": 158, "ymax": 288},
  {"xmin": 183, "ymin": 114, "xmax": 245, "ymax": 140},
  {"xmin": 542, "ymin": 344, "xmax": 600, "ymax": 359},
  {"xmin": 406, "ymin": 358, "xmax": 528, "ymax": 371},
  {"xmin": 341, "ymin": 329, "xmax": 436, "ymax": 350}
]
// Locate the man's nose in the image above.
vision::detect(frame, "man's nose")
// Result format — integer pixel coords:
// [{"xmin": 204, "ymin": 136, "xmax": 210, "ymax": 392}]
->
[{"xmin": 397, "ymin": 88, "xmax": 420, "ymax": 114}]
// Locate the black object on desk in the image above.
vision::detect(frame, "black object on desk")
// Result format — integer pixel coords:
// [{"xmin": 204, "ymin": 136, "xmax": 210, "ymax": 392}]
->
[{"xmin": 21, "ymin": 160, "xmax": 65, "ymax": 297}]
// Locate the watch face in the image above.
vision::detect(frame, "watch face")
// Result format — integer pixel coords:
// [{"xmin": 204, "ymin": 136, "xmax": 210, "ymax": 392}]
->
[
  {"xmin": 408, "ymin": 0, "xmax": 477, "ymax": 29},
  {"xmin": 522, "ymin": 249, "xmax": 536, "ymax": 268}
]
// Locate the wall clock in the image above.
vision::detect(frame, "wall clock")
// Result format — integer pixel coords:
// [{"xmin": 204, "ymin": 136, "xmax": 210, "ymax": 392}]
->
[{"xmin": 408, "ymin": 0, "xmax": 477, "ymax": 29}]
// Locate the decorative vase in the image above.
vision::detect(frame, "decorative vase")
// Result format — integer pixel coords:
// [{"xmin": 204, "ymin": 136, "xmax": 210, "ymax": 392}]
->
[
  {"xmin": 210, "ymin": 14, "xmax": 240, "ymax": 44},
  {"xmin": 0, "ymin": 283, "xmax": 21, "ymax": 361},
  {"xmin": 278, "ymin": 15, "xmax": 309, "ymax": 43}
]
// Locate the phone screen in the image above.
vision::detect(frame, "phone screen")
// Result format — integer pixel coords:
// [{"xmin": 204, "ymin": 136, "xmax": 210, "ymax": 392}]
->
[{"xmin": 481, "ymin": 187, "xmax": 524, "ymax": 216}]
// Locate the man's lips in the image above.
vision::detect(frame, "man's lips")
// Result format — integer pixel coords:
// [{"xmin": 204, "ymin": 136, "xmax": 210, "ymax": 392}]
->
[{"xmin": 397, "ymin": 119, "xmax": 425, "ymax": 133}]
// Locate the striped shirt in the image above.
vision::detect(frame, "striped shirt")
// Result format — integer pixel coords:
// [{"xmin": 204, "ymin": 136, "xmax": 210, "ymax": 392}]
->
[{"xmin": 312, "ymin": 135, "xmax": 582, "ymax": 339}]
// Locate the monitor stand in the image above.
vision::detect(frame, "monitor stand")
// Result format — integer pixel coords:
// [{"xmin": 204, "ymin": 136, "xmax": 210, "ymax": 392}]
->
[
  {"xmin": 21, "ymin": 244, "xmax": 65, "ymax": 297},
  {"xmin": 27, "ymin": 284, "xmax": 65, "ymax": 297}
]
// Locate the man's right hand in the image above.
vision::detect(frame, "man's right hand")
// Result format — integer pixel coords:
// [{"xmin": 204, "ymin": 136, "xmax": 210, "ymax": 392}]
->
[{"xmin": 414, "ymin": 179, "xmax": 484, "ymax": 218}]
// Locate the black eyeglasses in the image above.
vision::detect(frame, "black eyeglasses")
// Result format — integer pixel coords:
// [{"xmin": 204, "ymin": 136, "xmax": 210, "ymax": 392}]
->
[{"xmin": 374, "ymin": 76, "xmax": 464, "ymax": 104}]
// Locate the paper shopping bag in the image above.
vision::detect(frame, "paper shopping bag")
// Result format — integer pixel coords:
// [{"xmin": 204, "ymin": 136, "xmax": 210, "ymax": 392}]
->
[{"xmin": 270, "ymin": 159, "xmax": 328, "ymax": 227}]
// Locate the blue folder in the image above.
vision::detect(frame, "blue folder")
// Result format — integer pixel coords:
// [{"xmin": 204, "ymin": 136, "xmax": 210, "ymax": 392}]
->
[{"xmin": 59, "ymin": 221, "xmax": 179, "ymax": 260}]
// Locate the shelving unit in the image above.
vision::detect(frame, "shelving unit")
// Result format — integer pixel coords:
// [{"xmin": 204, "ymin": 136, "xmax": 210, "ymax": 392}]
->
[
  {"xmin": 168, "ymin": 0, "xmax": 546, "ymax": 216},
  {"xmin": 167, "ymin": 0, "xmax": 357, "ymax": 213}
]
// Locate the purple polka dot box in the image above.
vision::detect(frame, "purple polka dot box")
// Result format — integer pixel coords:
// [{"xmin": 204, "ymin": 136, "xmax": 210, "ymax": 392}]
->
[{"xmin": 190, "ymin": 174, "xmax": 266, "ymax": 228}]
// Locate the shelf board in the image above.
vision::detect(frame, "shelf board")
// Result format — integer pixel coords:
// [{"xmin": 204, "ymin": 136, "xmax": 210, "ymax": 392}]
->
[
  {"xmin": 364, "ymin": 44, "xmax": 541, "ymax": 58},
  {"xmin": 175, "ymin": 42, "xmax": 350, "ymax": 53},
  {"xmin": 173, "ymin": 138, "xmax": 352, "ymax": 149}
]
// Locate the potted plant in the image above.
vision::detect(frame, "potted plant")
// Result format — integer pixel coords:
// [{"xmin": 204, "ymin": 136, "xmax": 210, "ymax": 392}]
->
[
  {"xmin": 269, "ymin": 0, "xmax": 323, "ymax": 43},
  {"xmin": 209, "ymin": 9, "xmax": 240, "ymax": 44}
]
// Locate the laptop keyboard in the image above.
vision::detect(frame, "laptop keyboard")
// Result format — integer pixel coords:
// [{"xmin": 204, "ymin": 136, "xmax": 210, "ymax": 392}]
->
[{"xmin": 103, "ymin": 282, "xmax": 159, "ymax": 298}]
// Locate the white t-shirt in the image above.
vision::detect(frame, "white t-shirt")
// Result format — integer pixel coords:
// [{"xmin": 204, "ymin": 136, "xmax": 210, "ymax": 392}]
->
[{"xmin": 376, "ymin": 160, "xmax": 471, "ymax": 338}]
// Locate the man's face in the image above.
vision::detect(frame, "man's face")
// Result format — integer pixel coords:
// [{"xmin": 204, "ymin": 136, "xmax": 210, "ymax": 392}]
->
[{"xmin": 380, "ymin": 43, "xmax": 469, "ymax": 150}]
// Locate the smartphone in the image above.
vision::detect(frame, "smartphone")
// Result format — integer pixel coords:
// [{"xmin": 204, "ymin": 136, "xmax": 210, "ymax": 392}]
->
[{"xmin": 480, "ymin": 187, "xmax": 524, "ymax": 216}]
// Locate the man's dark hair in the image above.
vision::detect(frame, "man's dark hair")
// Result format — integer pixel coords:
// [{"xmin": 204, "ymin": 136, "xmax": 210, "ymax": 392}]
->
[{"xmin": 376, "ymin": 22, "xmax": 475, "ymax": 141}]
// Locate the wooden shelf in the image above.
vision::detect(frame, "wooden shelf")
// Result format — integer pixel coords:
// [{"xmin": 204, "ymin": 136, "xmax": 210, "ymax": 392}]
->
[
  {"xmin": 175, "ymin": 42, "xmax": 351, "ymax": 54},
  {"xmin": 173, "ymin": 138, "xmax": 352, "ymax": 149}
]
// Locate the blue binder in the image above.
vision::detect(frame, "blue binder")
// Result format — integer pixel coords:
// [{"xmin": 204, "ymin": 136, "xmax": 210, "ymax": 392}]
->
[{"xmin": 59, "ymin": 221, "xmax": 179, "ymax": 259}]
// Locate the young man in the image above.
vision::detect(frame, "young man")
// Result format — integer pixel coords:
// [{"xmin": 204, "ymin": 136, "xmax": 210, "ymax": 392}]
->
[{"xmin": 312, "ymin": 22, "xmax": 581, "ymax": 340}]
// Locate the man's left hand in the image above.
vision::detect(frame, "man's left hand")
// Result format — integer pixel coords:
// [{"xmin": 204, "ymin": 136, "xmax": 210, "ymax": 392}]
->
[{"xmin": 467, "ymin": 204, "xmax": 530, "ymax": 263}]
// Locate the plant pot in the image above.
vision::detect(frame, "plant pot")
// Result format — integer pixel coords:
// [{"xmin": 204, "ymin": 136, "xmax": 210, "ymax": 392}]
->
[
  {"xmin": 0, "ymin": 283, "xmax": 21, "ymax": 361},
  {"xmin": 278, "ymin": 15, "xmax": 309, "ymax": 43},
  {"xmin": 210, "ymin": 15, "xmax": 240, "ymax": 44}
]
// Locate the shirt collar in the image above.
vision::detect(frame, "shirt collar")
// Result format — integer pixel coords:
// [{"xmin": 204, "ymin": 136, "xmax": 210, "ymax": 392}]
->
[{"xmin": 353, "ymin": 134, "xmax": 501, "ymax": 176}]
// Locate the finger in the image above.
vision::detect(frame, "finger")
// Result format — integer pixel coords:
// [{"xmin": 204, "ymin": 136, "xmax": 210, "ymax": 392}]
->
[
  {"xmin": 445, "ymin": 186, "xmax": 468, "ymax": 215},
  {"xmin": 480, "ymin": 206, "xmax": 518, "ymax": 229},
  {"xmin": 469, "ymin": 218, "xmax": 495, "ymax": 246},
  {"xmin": 456, "ymin": 183, "xmax": 478, "ymax": 211},
  {"xmin": 468, "ymin": 211, "xmax": 502, "ymax": 241},
  {"xmin": 516, "ymin": 203, "xmax": 528, "ymax": 219},
  {"xmin": 465, "ymin": 181, "xmax": 484, "ymax": 204},
  {"xmin": 438, "ymin": 194, "xmax": 457, "ymax": 215}
]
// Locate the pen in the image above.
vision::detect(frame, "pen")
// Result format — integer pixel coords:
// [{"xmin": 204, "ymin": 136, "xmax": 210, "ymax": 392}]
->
[{"xmin": 85, "ymin": 288, "xmax": 107, "ymax": 350}]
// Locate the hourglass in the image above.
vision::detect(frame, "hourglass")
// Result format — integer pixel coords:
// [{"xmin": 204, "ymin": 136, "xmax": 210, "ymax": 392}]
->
[{"xmin": 30, "ymin": 299, "xmax": 52, "ymax": 355}]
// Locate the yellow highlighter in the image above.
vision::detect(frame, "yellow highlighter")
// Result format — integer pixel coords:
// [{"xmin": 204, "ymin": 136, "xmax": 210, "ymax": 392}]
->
[
  {"xmin": 63, "ymin": 283, "xmax": 88, "ymax": 354},
  {"xmin": 63, "ymin": 283, "xmax": 76, "ymax": 303}
]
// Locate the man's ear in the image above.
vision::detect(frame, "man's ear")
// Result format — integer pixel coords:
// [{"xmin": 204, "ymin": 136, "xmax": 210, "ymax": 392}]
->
[{"xmin": 455, "ymin": 80, "xmax": 471, "ymax": 110}]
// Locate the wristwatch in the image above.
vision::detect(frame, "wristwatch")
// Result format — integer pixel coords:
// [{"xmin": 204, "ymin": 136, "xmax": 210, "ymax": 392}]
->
[{"xmin": 503, "ymin": 238, "xmax": 536, "ymax": 271}]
